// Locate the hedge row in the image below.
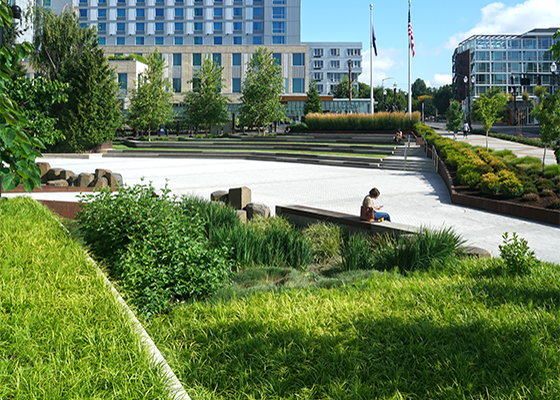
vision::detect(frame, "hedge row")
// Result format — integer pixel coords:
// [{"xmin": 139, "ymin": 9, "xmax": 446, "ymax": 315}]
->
[{"xmin": 303, "ymin": 112, "xmax": 421, "ymax": 132}]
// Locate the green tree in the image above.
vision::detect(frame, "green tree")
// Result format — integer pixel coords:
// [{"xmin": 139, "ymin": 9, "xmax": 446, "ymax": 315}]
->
[
  {"xmin": 411, "ymin": 78, "xmax": 428, "ymax": 99},
  {"xmin": 182, "ymin": 57, "xmax": 230, "ymax": 133},
  {"xmin": 472, "ymin": 88, "xmax": 508, "ymax": 150},
  {"xmin": 532, "ymin": 89, "xmax": 560, "ymax": 170},
  {"xmin": 433, "ymin": 84, "xmax": 454, "ymax": 116},
  {"xmin": 239, "ymin": 47, "xmax": 285, "ymax": 134},
  {"xmin": 1, "ymin": 4, "xmax": 44, "ymax": 192},
  {"xmin": 446, "ymin": 100, "xmax": 464, "ymax": 133},
  {"xmin": 127, "ymin": 50, "xmax": 175, "ymax": 140},
  {"xmin": 550, "ymin": 29, "xmax": 560, "ymax": 62},
  {"xmin": 31, "ymin": 8, "xmax": 121, "ymax": 152},
  {"xmin": 303, "ymin": 81, "xmax": 323, "ymax": 116},
  {"xmin": 331, "ymin": 75, "xmax": 358, "ymax": 99}
]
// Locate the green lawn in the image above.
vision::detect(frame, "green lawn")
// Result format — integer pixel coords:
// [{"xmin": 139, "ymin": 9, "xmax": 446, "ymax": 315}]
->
[
  {"xmin": 147, "ymin": 259, "xmax": 560, "ymax": 400},
  {"xmin": 0, "ymin": 197, "xmax": 169, "ymax": 399}
]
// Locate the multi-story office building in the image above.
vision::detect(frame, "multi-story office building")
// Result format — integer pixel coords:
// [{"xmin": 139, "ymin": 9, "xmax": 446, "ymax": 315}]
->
[
  {"xmin": 452, "ymin": 28, "xmax": 560, "ymax": 102},
  {"xmin": 305, "ymin": 42, "xmax": 362, "ymax": 95}
]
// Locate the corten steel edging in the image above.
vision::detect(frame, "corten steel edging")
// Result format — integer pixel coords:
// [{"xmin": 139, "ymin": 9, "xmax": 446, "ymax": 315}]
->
[{"xmin": 38, "ymin": 200, "xmax": 85, "ymax": 220}]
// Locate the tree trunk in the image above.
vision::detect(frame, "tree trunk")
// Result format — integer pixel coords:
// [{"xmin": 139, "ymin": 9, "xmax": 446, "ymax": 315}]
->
[{"xmin": 543, "ymin": 145, "xmax": 547, "ymax": 172}]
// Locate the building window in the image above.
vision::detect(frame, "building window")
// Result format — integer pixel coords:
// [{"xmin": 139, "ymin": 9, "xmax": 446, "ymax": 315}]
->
[
  {"xmin": 253, "ymin": 22, "xmax": 262, "ymax": 31},
  {"xmin": 136, "ymin": 37, "xmax": 144, "ymax": 45},
  {"xmin": 232, "ymin": 53, "xmax": 241, "ymax": 66},
  {"xmin": 313, "ymin": 72, "xmax": 323, "ymax": 81},
  {"xmin": 174, "ymin": 36, "xmax": 183, "ymax": 45},
  {"xmin": 173, "ymin": 53, "xmax": 182, "ymax": 66},
  {"xmin": 272, "ymin": 7, "xmax": 285, "ymax": 19},
  {"xmin": 233, "ymin": 8, "xmax": 242, "ymax": 17},
  {"xmin": 172, "ymin": 78, "xmax": 181, "ymax": 93},
  {"xmin": 253, "ymin": 7, "xmax": 263, "ymax": 17},
  {"xmin": 232, "ymin": 78, "xmax": 241, "ymax": 93},
  {"xmin": 79, "ymin": 9, "xmax": 87, "ymax": 18},
  {"xmin": 347, "ymin": 48, "xmax": 361, "ymax": 56},
  {"xmin": 213, "ymin": 36, "xmax": 222, "ymax": 45},
  {"xmin": 116, "ymin": 23, "xmax": 125, "ymax": 33},
  {"xmin": 313, "ymin": 60, "xmax": 323, "ymax": 69},
  {"xmin": 214, "ymin": 22, "xmax": 223, "ymax": 32},
  {"xmin": 330, "ymin": 48, "xmax": 339, "ymax": 56},
  {"xmin": 117, "ymin": 8, "xmax": 125, "ymax": 19},
  {"xmin": 330, "ymin": 60, "xmax": 340, "ymax": 68},
  {"xmin": 272, "ymin": 21, "xmax": 285, "ymax": 34},
  {"xmin": 273, "ymin": 53, "xmax": 282, "ymax": 65},
  {"xmin": 136, "ymin": 22, "xmax": 145, "ymax": 33},
  {"xmin": 155, "ymin": 22, "xmax": 164, "ymax": 32},
  {"xmin": 273, "ymin": 0, "xmax": 286, "ymax": 3},
  {"xmin": 293, "ymin": 53, "xmax": 305, "ymax": 66},
  {"xmin": 175, "ymin": 22, "xmax": 183, "ymax": 32},
  {"xmin": 155, "ymin": 8, "xmax": 164, "ymax": 18},
  {"xmin": 193, "ymin": 53, "xmax": 202, "ymax": 66},
  {"xmin": 253, "ymin": 36, "xmax": 262, "ymax": 45},
  {"xmin": 194, "ymin": 22, "xmax": 203, "ymax": 31},
  {"xmin": 233, "ymin": 22, "xmax": 242, "ymax": 31},
  {"xmin": 175, "ymin": 8, "xmax": 183, "ymax": 19},
  {"xmin": 194, "ymin": 36, "xmax": 203, "ymax": 45},
  {"xmin": 156, "ymin": 0, "xmax": 164, "ymax": 3},
  {"xmin": 155, "ymin": 36, "xmax": 164, "ymax": 45},
  {"xmin": 233, "ymin": 36, "xmax": 242, "ymax": 45},
  {"xmin": 292, "ymin": 78, "xmax": 304, "ymax": 93},
  {"xmin": 214, "ymin": 8, "xmax": 223, "ymax": 18},
  {"xmin": 117, "ymin": 37, "xmax": 125, "ymax": 45},
  {"xmin": 80, "ymin": 23, "xmax": 87, "ymax": 28},
  {"xmin": 98, "ymin": 9, "xmax": 107, "ymax": 19},
  {"xmin": 98, "ymin": 23, "xmax": 106, "ymax": 32},
  {"xmin": 136, "ymin": 8, "xmax": 145, "ymax": 19},
  {"xmin": 352, "ymin": 61, "xmax": 361, "ymax": 68},
  {"xmin": 313, "ymin": 48, "xmax": 323, "ymax": 57},
  {"xmin": 98, "ymin": 37, "xmax": 106, "ymax": 45},
  {"xmin": 117, "ymin": 0, "xmax": 125, "ymax": 3},
  {"xmin": 213, "ymin": 53, "xmax": 221, "ymax": 66},
  {"xmin": 272, "ymin": 36, "xmax": 285, "ymax": 44},
  {"xmin": 79, "ymin": 0, "xmax": 86, "ymax": 3},
  {"xmin": 194, "ymin": 8, "xmax": 203, "ymax": 17},
  {"xmin": 316, "ymin": 84, "xmax": 323, "ymax": 93},
  {"xmin": 175, "ymin": 0, "xmax": 183, "ymax": 3},
  {"xmin": 118, "ymin": 73, "xmax": 127, "ymax": 90}
]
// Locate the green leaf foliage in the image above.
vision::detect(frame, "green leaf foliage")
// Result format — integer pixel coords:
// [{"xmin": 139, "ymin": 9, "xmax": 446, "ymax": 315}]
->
[
  {"xmin": 472, "ymin": 88, "xmax": 508, "ymax": 150},
  {"xmin": 303, "ymin": 81, "xmax": 323, "ymax": 116},
  {"xmin": 446, "ymin": 100, "xmax": 464, "ymax": 133}
]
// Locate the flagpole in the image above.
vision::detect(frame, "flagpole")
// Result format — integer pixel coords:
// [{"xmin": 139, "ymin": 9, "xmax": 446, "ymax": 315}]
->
[
  {"xmin": 370, "ymin": 4, "xmax": 374, "ymax": 116},
  {"xmin": 408, "ymin": 0, "xmax": 412, "ymax": 118}
]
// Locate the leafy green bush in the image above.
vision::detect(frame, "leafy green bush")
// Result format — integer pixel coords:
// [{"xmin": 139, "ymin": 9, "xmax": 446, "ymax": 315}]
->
[
  {"xmin": 498, "ymin": 232, "xmax": 539, "ymax": 276},
  {"xmin": 536, "ymin": 178, "xmax": 554, "ymax": 191},
  {"xmin": 303, "ymin": 222, "xmax": 343, "ymax": 263},
  {"xmin": 497, "ymin": 169, "xmax": 524, "ymax": 198},
  {"xmin": 289, "ymin": 122, "xmax": 308, "ymax": 132},
  {"xmin": 371, "ymin": 227, "xmax": 465, "ymax": 273},
  {"xmin": 77, "ymin": 182, "xmax": 232, "ymax": 316},
  {"xmin": 457, "ymin": 164, "xmax": 482, "ymax": 188},
  {"xmin": 480, "ymin": 172, "xmax": 500, "ymax": 195},
  {"xmin": 547, "ymin": 198, "xmax": 560, "ymax": 209},
  {"xmin": 544, "ymin": 164, "xmax": 560, "ymax": 178}
]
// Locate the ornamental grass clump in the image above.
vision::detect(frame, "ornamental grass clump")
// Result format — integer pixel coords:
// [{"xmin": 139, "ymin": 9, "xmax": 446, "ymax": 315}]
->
[
  {"xmin": 305, "ymin": 111, "xmax": 420, "ymax": 131},
  {"xmin": 303, "ymin": 221, "xmax": 343, "ymax": 263}
]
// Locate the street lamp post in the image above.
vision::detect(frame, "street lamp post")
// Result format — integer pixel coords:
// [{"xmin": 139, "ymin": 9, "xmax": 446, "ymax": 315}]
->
[
  {"xmin": 393, "ymin": 82, "xmax": 397, "ymax": 112},
  {"xmin": 383, "ymin": 89, "xmax": 387, "ymax": 111},
  {"xmin": 510, "ymin": 75, "xmax": 517, "ymax": 126},
  {"xmin": 463, "ymin": 75, "xmax": 475, "ymax": 126},
  {"xmin": 551, "ymin": 62, "xmax": 558, "ymax": 94}
]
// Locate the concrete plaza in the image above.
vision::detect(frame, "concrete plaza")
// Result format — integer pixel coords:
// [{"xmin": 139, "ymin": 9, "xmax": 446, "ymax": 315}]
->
[{"xmin": 6, "ymin": 154, "xmax": 559, "ymax": 264}]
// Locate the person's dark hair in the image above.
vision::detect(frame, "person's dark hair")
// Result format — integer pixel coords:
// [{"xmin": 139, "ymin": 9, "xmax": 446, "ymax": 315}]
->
[{"xmin": 369, "ymin": 188, "xmax": 380, "ymax": 198}]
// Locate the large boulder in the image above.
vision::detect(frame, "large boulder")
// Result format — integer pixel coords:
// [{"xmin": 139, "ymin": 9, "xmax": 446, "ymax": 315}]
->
[
  {"xmin": 95, "ymin": 168, "xmax": 112, "ymax": 179},
  {"xmin": 211, "ymin": 190, "xmax": 228, "ymax": 202},
  {"xmin": 45, "ymin": 168, "xmax": 65, "ymax": 182},
  {"xmin": 46, "ymin": 179, "xmax": 69, "ymax": 187},
  {"xmin": 37, "ymin": 163, "xmax": 51, "ymax": 182},
  {"xmin": 75, "ymin": 172, "xmax": 95, "ymax": 187},
  {"xmin": 236, "ymin": 209, "xmax": 247, "ymax": 223},
  {"xmin": 59, "ymin": 169, "xmax": 75, "ymax": 180},
  {"xmin": 245, "ymin": 202, "xmax": 271, "ymax": 220},
  {"xmin": 229, "ymin": 186, "xmax": 251, "ymax": 210},
  {"xmin": 105, "ymin": 172, "xmax": 123, "ymax": 188},
  {"xmin": 90, "ymin": 177, "xmax": 109, "ymax": 188},
  {"xmin": 67, "ymin": 174, "xmax": 78, "ymax": 186}
]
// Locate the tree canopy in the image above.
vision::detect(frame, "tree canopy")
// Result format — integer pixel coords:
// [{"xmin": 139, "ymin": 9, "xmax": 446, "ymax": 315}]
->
[
  {"xmin": 182, "ymin": 57, "xmax": 230, "ymax": 133},
  {"xmin": 532, "ymin": 89, "xmax": 560, "ymax": 170},
  {"xmin": 446, "ymin": 100, "xmax": 464, "ymax": 133},
  {"xmin": 239, "ymin": 47, "xmax": 285, "ymax": 133},
  {"xmin": 303, "ymin": 81, "xmax": 323, "ymax": 116},
  {"xmin": 127, "ymin": 50, "xmax": 175, "ymax": 139},
  {"xmin": 472, "ymin": 88, "xmax": 508, "ymax": 150},
  {"xmin": 411, "ymin": 78, "xmax": 428, "ymax": 99},
  {"xmin": 331, "ymin": 75, "xmax": 358, "ymax": 99}
]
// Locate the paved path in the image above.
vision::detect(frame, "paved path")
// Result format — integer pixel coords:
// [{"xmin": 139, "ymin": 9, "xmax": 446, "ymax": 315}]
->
[{"xmin": 6, "ymin": 155, "xmax": 558, "ymax": 264}]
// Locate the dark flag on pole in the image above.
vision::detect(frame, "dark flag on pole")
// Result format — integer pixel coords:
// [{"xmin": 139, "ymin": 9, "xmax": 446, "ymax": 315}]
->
[
  {"xmin": 408, "ymin": 1, "xmax": 415, "ymax": 57},
  {"xmin": 371, "ymin": 21, "xmax": 378, "ymax": 56}
]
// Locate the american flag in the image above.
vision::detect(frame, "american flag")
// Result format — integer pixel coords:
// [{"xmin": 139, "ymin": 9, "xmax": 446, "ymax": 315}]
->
[{"xmin": 408, "ymin": 1, "xmax": 415, "ymax": 57}]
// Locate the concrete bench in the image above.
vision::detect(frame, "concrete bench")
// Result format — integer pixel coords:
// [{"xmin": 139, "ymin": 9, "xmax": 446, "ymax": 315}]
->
[{"xmin": 276, "ymin": 205, "xmax": 419, "ymax": 237}]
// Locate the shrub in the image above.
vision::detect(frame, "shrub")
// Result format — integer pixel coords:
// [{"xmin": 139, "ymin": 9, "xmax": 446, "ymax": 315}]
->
[
  {"xmin": 371, "ymin": 227, "xmax": 466, "ymax": 273},
  {"xmin": 457, "ymin": 164, "xmax": 481, "ymax": 188},
  {"xmin": 339, "ymin": 233, "xmax": 372, "ymax": 271},
  {"xmin": 480, "ymin": 172, "xmax": 500, "ymax": 195},
  {"xmin": 544, "ymin": 164, "xmax": 560, "ymax": 178},
  {"xmin": 540, "ymin": 189, "xmax": 554, "ymax": 197},
  {"xmin": 497, "ymin": 170, "xmax": 524, "ymax": 198},
  {"xmin": 547, "ymin": 198, "xmax": 560, "ymax": 209},
  {"xmin": 303, "ymin": 222, "xmax": 343, "ymax": 263},
  {"xmin": 290, "ymin": 122, "xmax": 308, "ymax": 132},
  {"xmin": 305, "ymin": 112, "xmax": 421, "ymax": 132},
  {"xmin": 521, "ymin": 193, "xmax": 539, "ymax": 202},
  {"xmin": 536, "ymin": 178, "xmax": 554, "ymax": 191},
  {"xmin": 520, "ymin": 176, "xmax": 538, "ymax": 194},
  {"xmin": 498, "ymin": 232, "xmax": 539, "ymax": 276}
]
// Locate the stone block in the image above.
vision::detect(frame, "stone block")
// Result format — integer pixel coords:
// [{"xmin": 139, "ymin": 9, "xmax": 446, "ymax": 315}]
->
[
  {"xmin": 76, "ymin": 172, "xmax": 95, "ymax": 187},
  {"xmin": 464, "ymin": 246, "xmax": 491, "ymax": 258},
  {"xmin": 229, "ymin": 186, "xmax": 251, "ymax": 210},
  {"xmin": 59, "ymin": 170, "xmax": 75, "ymax": 180},
  {"xmin": 45, "ymin": 168, "xmax": 64, "ymax": 182},
  {"xmin": 46, "ymin": 179, "xmax": 69, "ymax": 187},
  {"xmin": 245, "ymin": 202, "xmax": 271, "ymax": 220},
  {"xmin": 236, "ymin": 209, "xmax": 247, "ymax": 223},
  {"xmin": 105, "ymin": 172, "xmax": 123, "ymax": 188},
  {"xmin": 211, "ymin": 190, "xmax": 228, "ymax": 202},
  {"xmin": 90, "ymin": 177, "xmax": 109, "ymax": 188},
  {"xmin": 37, "ymin": 162, "xmax": 51, "ymax": 182},
  {"xmin": 67, "ymin": 174, "xmax": 78, "ymax": 186},
  {"xmin": 95, "ymin": 168, "xmax": 112, "ymax": 179}
]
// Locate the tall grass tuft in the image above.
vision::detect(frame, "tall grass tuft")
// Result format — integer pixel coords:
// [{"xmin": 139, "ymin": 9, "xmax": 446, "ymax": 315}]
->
[
  {"xmin": 339, "ymin": 233, "xmax": 373, "ymax": 271},
  {"xmin": 303, "ymin": 222, "xmax": 343, "ymax": 263},
  {"xmin": 180, "ymin": 194, "xmax": 240, "ymax": 239},
  {"xmin": 305, "ymin": 112, "xmax": 421, "ymax": 132}
]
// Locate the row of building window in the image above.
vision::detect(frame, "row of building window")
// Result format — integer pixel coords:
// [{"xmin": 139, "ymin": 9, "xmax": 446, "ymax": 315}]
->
[
  {"xmin": 473, "ymin": 62, "xmax": 556, "ymax": 73},
  {"xmin": 472, "ymin": 50, "xmax": 554, "ymax": 62},
  {"xmin": 98, "ymin": 35, "xmax": 285, "ymax": 45},
  {"xmin": 93, "ymin": 20, "xmax": 286, "ymax": 34},
  {"xmin": 468, "ymin": 74, "xmax": 555, "ymax": 86},
  {"xmin": 312, "ymin": 48, "xmax": 361, "ymax": 57},
  {"xmin": 85, "ymin": 0, "xmax": 286, "ymax": 4},
  {"xmin": 312, "ymin": 60, "xmax": 361, "ymax": 69},
  {"xmin": 459, "ymin": 37, "xmax": 559, "ymax": 52},
  {"xmin": 80, "ymin": 7, "xmax": 286, "ymax": 20}
]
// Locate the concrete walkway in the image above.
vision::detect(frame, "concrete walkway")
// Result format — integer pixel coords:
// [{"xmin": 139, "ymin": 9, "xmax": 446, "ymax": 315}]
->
[{"xmin": 5, "ymin": 154, "xmax": 558, "ymax": 264}]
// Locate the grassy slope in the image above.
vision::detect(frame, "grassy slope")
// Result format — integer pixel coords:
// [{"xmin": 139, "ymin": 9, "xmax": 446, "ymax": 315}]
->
[
  {"xmin": 147, "ymin": 259, "xmax": 560, "ymax": 400},
  {"xmin": 0, "ymin": 197, "xmax": 168, "ymax": 399}
]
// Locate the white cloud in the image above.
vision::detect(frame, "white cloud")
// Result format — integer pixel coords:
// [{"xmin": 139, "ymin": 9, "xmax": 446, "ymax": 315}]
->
[
  {"xmin": 426, "ymin": 74, "xmax": 452, "ymax": 88},
  {"xmin": 445, "ymin": 0, "xmax": 560, "ymax": 50},
  {"xmin": 359, "ymin": 48, "xmax": 404, "ymax": 86}
]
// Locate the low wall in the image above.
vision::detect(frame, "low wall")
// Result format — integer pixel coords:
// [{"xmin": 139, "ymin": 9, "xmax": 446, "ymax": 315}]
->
[
  {"xmin": 276, "ymin": 205, "xmax": 419, "ymax": 237},
  {"xmin": 38, "ymin": 200, "xmax": 83, "ymax": 220}
]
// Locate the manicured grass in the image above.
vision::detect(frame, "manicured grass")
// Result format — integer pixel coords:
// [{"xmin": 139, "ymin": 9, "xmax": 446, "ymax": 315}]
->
[
  {"xmin": 0, "ymin": 197, "xmax": 169, "ymax": 398},
  {"xmin": 147, "ymin": 258, "xmax": 560, "ymax": 399}
]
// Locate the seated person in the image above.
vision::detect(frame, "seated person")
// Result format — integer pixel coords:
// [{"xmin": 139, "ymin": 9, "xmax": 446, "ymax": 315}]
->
[{"xmin": 360, "ymin": 187, "xmax": 391, "ymax": 222}]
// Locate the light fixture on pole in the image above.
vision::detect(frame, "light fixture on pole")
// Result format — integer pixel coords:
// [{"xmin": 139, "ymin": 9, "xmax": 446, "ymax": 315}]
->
[
  {"xmin": 383, "ymin": 89, "xmax": 387, "ymax": 111},
  {"xmin": 552, "ymin": 62, "xmax": 558, "ymax": 94},
  {"xmin": 393, "ymin": 82, "xmax": 397, "ymax": 112}
]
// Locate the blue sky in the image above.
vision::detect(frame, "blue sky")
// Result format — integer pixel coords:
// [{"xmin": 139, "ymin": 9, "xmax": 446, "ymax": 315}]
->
[{"xmin": 301, "ymin": 0, "xmax": 560, "ymax": 90}]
